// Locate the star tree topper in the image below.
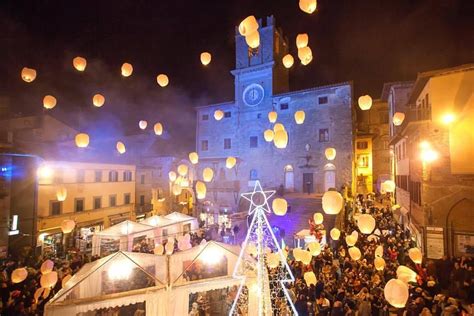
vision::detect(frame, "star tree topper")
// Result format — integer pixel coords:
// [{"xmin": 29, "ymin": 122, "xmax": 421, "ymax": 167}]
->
[{"xmin": 240, "ymin": 181, "xmax": 275, "ymax": 215}]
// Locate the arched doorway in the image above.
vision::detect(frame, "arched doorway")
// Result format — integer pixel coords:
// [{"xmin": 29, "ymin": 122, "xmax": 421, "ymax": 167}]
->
[
  {"xmin": 446, "ymin": 198, "xmax": 474, "ymax": 257},
  {"xmin": 284, "ymin": 165, "xmax": 294, "ymax": 192},
  {"xmin": 323, "ymin": 163, "xmax": 336, "ymax": 191}
]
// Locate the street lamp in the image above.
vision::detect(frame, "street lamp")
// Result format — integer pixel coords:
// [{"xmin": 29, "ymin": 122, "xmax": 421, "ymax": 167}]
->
[{"xmin": 441, "ymin": 112, "xmax": 456, "ymax": 125}]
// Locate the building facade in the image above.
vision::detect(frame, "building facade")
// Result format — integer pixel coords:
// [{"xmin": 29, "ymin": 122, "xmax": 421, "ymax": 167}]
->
[{"xmin": 195, "ymin": 16, "xmax": 354, "ymax": 213}]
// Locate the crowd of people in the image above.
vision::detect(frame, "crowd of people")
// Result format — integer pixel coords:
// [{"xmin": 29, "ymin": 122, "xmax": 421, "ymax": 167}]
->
[{"xmin": 284, "ymin": 195, "xmax": 474, "ymax": 316}]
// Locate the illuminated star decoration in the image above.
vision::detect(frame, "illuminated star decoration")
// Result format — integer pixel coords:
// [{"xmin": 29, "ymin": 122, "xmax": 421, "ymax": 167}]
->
[{"xmin": 240, "ymin": 180, "xmax": 275, "ymax": 214}]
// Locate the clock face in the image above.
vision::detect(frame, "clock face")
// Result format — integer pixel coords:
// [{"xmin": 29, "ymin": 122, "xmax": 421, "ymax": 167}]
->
[{"xmin": 243, "ymin": 84, "xmax": 264, "ymax": 107}]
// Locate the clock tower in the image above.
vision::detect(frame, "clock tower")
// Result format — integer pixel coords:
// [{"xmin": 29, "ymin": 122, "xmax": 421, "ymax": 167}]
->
[{"xmin": 231, "ymin": 16, "xmax": 289, "ymax": 109}]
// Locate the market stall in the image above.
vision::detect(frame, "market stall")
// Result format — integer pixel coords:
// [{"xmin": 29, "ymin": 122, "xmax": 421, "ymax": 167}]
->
[{"xmin": 164, "ymin": 212, "xmax": 199, "ymax": 235}]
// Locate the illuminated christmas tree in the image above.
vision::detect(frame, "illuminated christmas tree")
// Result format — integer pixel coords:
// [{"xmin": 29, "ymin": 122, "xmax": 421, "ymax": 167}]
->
[{"xmin": 230, "ymin": 181, "xmax": 298, "ymax": 316}]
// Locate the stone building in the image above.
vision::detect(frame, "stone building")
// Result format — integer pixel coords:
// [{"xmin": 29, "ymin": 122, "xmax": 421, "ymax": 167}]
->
[
  {"xmin": 195, "ymin": 16, "xmax": 354, "ymax": 213},
  {"xmin": 389, "ymin": 64, "xmax": 474, "ymax": 258}
]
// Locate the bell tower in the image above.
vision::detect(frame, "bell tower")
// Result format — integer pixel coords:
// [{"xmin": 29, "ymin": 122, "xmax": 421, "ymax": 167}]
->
[{"xmin": 231, "ymin": 16, "xmax": 289, "ymax": 108}]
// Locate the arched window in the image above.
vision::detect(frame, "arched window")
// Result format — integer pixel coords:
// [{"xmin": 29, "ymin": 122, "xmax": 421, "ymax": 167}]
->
[{"xmin": 250, "ymin": 169, "xmax": 258, "ymax": 180}]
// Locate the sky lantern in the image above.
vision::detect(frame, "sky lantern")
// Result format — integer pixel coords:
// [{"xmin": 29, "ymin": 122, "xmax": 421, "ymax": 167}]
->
[
  {"xmin": 294, "ymin": 110, "xmax": 305, "ymax": 124},
  {"xmin": 60, "ymin": 220, "xmax": 76, "ymax": 234},
  {"xmin": 307, "ymin": 242, "xmax": 321, "ymax": 256},
  {"xmin": 299, "ymin": 0, "xmax": 317, "ymax": 14},
  {"xmin": 92, "ymin": 94, "xmax": 105, "ymax": 107},
  {"xmin": 21, "ymin": 67, "xmax": 37, "ymax": 83},
  {"xmin": 200, "ymin": 52, "xmax": 212, "ymax": 66},
  {"xmin": 298, "ymin": 46, "xmax": 313, "ymax": 65},
  {"xmin": 263, "ymin": 129, "xmax": 274, "ymax": 142},
  {"xmin": 349, "ymin": 246, "xmax": 362, "ymax": 260},
  {"xmin": 408, "ymin": 248, "xmax": 423, "ymax": 264},
  {"xmin": 11, "ymin": 268, "xmax": 28, "ymax": 283},
  {"xmin": 393, "ymin": 112, "xmax": 405, "ymax": 126},
  {"xmin": 137, "ymin": 120, "xmax": 147, "ymax": 130},
  {"xmin": 375, "ymin": 245, "xmax": 384, "ymax": 258},
  {"xmin": 273, "ymin": 123, "xmax": 285, "ymax": 132},
  {"xmin": 40, "ymin": 260, "xmax": 54, "ymax": 274},
  {"xmin": 374, "ymin": 257, "xmax": 386, "ymax": 271},
  {"xmin": 196, "ymin": 181, "xmax": 207, "ymax": 199},
  {"xmin": 168, "ymin": 171, "xmax": 177, "ymax": 182},
  {"xmin": 267, "ymin": 253, "xmax": 280, "ymax": 268},
  {"xmin": 172, "ymin": 184, "xmax": 182, "ymax": 196},
  {"xmin": 382, "ymin": 180, "xmax": 396, "ymax": 193},
  {"xmin": 345, "ymin": 234, "xmax": 357, "ymax": 247},
  {"xmin": 154, "ymin": 244, "xmax": 164, "ymax": 255},
  {"xmin": 304, "ymin": 271, "xmax": 317, "ymax": 286},
  {"xmin": 330, "ymin": 228, "xmax": 340, "ymax": 240},
  {"xmin": 177, "ymin": 164, "xmax": 188, "ymax": 177},
  {"xmin": 72, "ymin": 56, "xmax": 87, "ymax": 71},
  {"xmin": 116, "ymin": 141, "xmax": 126, "ymax": 154},
  {"xmin": 268, "ymin": 111, "xmax": 278, "ymax": 123},
  {"xmin": 154, "ymin": 122, "xmax": 163, "ymax": 135},
  {"xmin": 189, "ymin": 152, "xmax": 199, "ymax": 164},
  {"xmin": 357, "ymin": 214, "xmax": 376, "ymax": 234},
  {"xmin": 384, "ymin": 279, "xmax": 409, "ymax": 308},
  {"xmin": 156, "ymin": 74, "xmax": 169, "ymax": 87},
  {"xmin": 396, "ymin": 265, "xmax": 417, "ymax": 283},
  {"xmin": 313, "ymin": 212, "xmax": 324, "ymax": 225},
  {"xmin": 322, "ymin": 191, "xmax": 343, "ymax": 214},
  {"xmin": 226, "ymin": 156, "xmax": 237, "ymax": 169},
  {"xmin": 40, "ymin": 271, "xmax": 58, "ymax": 289},
  {"xmin": 238, "ymin": 15, "xmax": 259, "ymax": 36},
  {"xmin": 296, "ymin": 33, "xmax": 309, "ymax": 49},
  {"xmin": 325, "ymin": 148, "xmax": 336, "ymax": 160},
  {"xmin": 273, "ymin": 129, "xmax": 288, "ymax": 149},
  {"xmin": 165, "ymin": 240, "xmax": 174, "ymax": 255},
  {"xmin": 214, "ymin": 109, "xmax": 224, "ymax": 121},
  {"xmin": 358, "ymin": 95, "xmax": 373, "ymax": 110},
  {"xmin": 43, "ymin": 95, "xmax": 57, "ymax": 110},
  {"xmin": 245, "ymin": 30, "xmax": 260, "ymax": 49},
  {"xmin": 75, "ymin": 133, "xmax": 89, "ymax": 148},
  {"xmin": 282, "ymin": 54, "xmax": 294, "ymax": 69},
  {"xmin": 301, "ymin": 250, "xmax": 312, "ymax": 265},
  {"xmin": 202, "ymin": 167, "xmax": 214, "ymax": 182},
  {"xmin": 56, "ymin": 186, "xmax": 67, "ymax": 202},
  {"xmin": 272, "ymin": 198, "xmax": 288, "ymax": 216},
  {"xmin": 121, "ymin": 63, "xmax": 133, "ymax": 77}
]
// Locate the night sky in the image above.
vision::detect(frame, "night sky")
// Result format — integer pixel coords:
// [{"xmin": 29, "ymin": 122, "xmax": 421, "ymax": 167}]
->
[{"xmin": 0, "ymin": 0, "xmax": 472, "ymax": 150}]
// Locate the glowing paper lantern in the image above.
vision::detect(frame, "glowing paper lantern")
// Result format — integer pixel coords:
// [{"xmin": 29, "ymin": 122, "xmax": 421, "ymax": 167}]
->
[
  {"xmin": 75, "ymin": 133, "xmax": 89, "ymax": 148},
  {"xmin": 40, "ymin": 260, "xmax": 54, "ymax": 274},
  {"xmin": 168, "ymin": 171, "xmax": 177, "ymax": 182},
  {"xmin": 61, "ymin": 220, "xmax": 75, "ymax": 234},
  {"xmin": 348, "ymin": 246, "xmax": 362, "ymax": 261},
  {"xmin": 268, "ymin": 111, "xmax": 278, "ymax": 123},
  {"xmin": 294, "ymin": 110, "xmax": 305, "ymax": 124},
  {"xmin": 116, "ymin": 141, "xmax": 126, "ymax": 154},
  {"xmin": 273, "ymin": 123, "xmax": 285, "ymax": 132},
  {"xmin": 200, "ymin": 52, "xmax": 212, "ymax": 66},
  {"xmin": 62, "ymin": 274, "xmax": 72, "ymax": 288},
  {"xmin": 304, "ymin": 271, "xmax": 317, "ymax": 286},
  {"xmin": 299, "ymin": 0, "xmax": 317, "ymax": 14},
  {"xmin": 214, "ymin": 109, "xmax": 224, "ymax": 121},
  {"xmin": 408, "ymin": 248, "xmax": 422, "ymax": 264},
  {"xmin": 21, "ymin": 67, "xmax": 37, "ymax": 82},
  {"xmin": 384, "ymin": 279, "xmax": 409, "ymax": 308},
  {"xmin": 273, "ymin": 130, "xmax": 288, "ymax": 149},
  {"xmin": 298, "ymin": 46, "xmax": 313, "ymax": 65},
  {"xmin": 56, "ymin": 186, "xmax": 67, "ymax": 202},
  {"xmin": 177, "ymin": 164, "xmax": 188, "ymax": 177},
  {"xmin": 154, "ymin": 244, "xmax": 164, "ymax": 255},
  {"xmin": 264, "ymin": 129, "xmax": 274, "ymax": 142},
  {"xmin": 34, "ymin": 288, "xmax": 44, "ymax": 302},
  {"xmin": 238, "ymin": 15, "xmax": 259, "ymax": 37},
  {"xmin": 11, "ymin": 268, "xmax": 28, "ymax": 283},
  {"xmin": 293, "ymin": 248, "xmax": 303, "ymax": 261},
  {"xmin": 357, "ymin": 214, "xmax": 376, "ymax": 234},
  {"xmin": 375, "ymin": 257, "xmax": 386, "ymax": 271},
  {"xmin": 72, "ymin": 57, "xmax": 87, "ymax": 71},
  {"xmin": 375, "ymin": 245, "xmax": 384, "ymax": 258},
  {"xmin": 172, "ymin": 184, "xmax": 182, "ymax": 196},
  {"xmin": 267, "ymin": 253, "xmax": 280, "ymax": 268},
  {"xmin": 322, "ymin": 191, "xmax": 343, "ymax": 214},
  {"xmin": 307, "ymin": 242, "xmax": 321, "ymax": 256},
  {"xmin": 282, "ymin": 54, "xmax": 294, "ymax": 69},
  {"xmin": 330, "ymin": 228, "xmax": 340, "ymax": 240},
  {"xmin": 121, "ymin": 63, "xmax": 133, "ymax": 77},
  {"xmin": 393, "ymin": 112, "xmax": 405, "ymax": 126},
  {"xmin": 43, "ymin": 95, "xmax": 57, "ymax": 110},
  {"xmin": 301, "ymin": 250, "xmax": 312, "ymax": 265},
  {"xmin": 139, "ymin": 120, "xmax": 148, "ymax": 130},
  {"xmin": 189, "ymin": 152, "xmax": 199, "ymax": 164},
  {"xmin": 325, "ymin": 148, "xmax": 336, "ymax": 161},
  {"xmin": 92, "ymin": 94, "xmax": 105, "ymax": 107},
  {"xmin": 382, "ymin": 180, "xmax": 396, "ymax": 193},
  {"xmin": 313, "ymin": 213, "xmax": 324, "ymax": 225},
  {"xmin": 245, "ymin": 31, "xmax": 260, "ymax": 49},
  {"xmin": 345, "ymin": 234, "xmax": 357, "ymax": 247},
  {"xmin": 358, "ymin": 95, "xmax": 373, "ymax": 110},
  {"xmin": 196, "ymin": 181, "xmax": 206, "ymax": 199},
  {"xmin": 272, "ymin": 198, "xmax": 288, "ymax": 216},
  {"xmin": 202, "ymin": 167, "xmax": 214, "ymax": 182},
  {"xmin": 165, "ymin": 242, "xmax": 174, "ymax": 255},
  {"xmin": 296, "ymin": 33, "xmax": 309, "ymax": 49},
  {"xmin": 226, "ymin": 156, "xmax": 237, "ymax": 169},
  {"xmin": 156, "ymin": 74, "xmax": 169, "ymax": 87},
  {"xmin": 396, "ymin": 265, "xmax": 417, "ymax": 283},
  {"xmin": 154, "ymin": 122, "xmax": 163, "ymax": 135}
]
